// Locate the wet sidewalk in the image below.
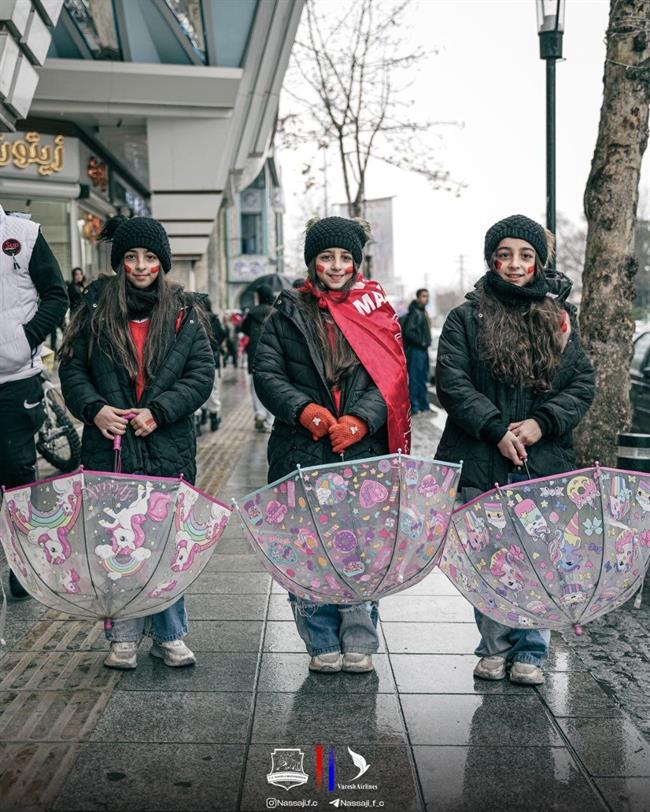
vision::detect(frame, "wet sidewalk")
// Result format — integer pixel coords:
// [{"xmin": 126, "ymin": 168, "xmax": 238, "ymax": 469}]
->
[{"xmin": 2, "ymin": 371, "xmax": 650, "ymax": 810}]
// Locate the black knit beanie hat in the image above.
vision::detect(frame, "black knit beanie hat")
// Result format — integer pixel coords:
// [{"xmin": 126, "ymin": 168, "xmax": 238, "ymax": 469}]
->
[
  {"xmin": 99, "ymin": 215, "xmax": 172, "ymax": 273},
  {"xmin": 304, "ymin": 216, "xmax": 369, "ymax": 268},
  {"xmin": 484, "ymin": 214, "xmax": 548, "ymax": 266}
]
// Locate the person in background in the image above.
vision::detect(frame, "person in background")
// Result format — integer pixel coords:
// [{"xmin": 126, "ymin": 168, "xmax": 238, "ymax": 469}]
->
[
  {"xmin": 0, "ymin": 204, "xmax": 68, "ymax": 598},
  {"xmin": 199, "ymin": 297, "xmax": 227, "ymax": 433},
  {"xmin": 241, "ymin": 285, "xmax": 275, "ymax": 432},
  {"xmin": 67, "ymin": 267, "xmax": 86, "ymax": 314},
  {"xmin": 402, "ymin": 288, "xmax": 432, "ymax": 415}
]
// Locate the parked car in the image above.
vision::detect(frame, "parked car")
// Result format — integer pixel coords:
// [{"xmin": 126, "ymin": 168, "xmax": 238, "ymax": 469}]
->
[{"xmin": 631, "ymin": 330, "xmax": 650, "ymax": 433}]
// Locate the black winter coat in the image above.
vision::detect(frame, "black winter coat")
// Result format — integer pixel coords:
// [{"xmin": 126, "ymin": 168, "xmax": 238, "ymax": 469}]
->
[
  {"xmin": 59, "ymin": 280, "xmax": 215, "ymax": 484},
  {"xmin": 435, "ymin": 281, "xmax": 595, "ymax": 493},
  {"xmin": 254, "ymin": 289, "xmax": 388, "ymax": 483},
  {"xmin": 241, "ymin": 303, "xmax": 273, "ymax": 370},
  {"xmin": 402, "ymin": 300, "xmax": 431, "ymax": 350}
]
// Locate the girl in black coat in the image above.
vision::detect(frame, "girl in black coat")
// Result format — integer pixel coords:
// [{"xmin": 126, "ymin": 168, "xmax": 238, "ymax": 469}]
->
[
  {"xmin": 254, "ymin": 216, "xmax": 410, "ymax": 674},
  {"xmin": 59, "ymin": 216, "xmax": 215, "ymax": 671},
  {"xmin": 435, "ymin": 214, "xmax": 595, "ymax": 686}
]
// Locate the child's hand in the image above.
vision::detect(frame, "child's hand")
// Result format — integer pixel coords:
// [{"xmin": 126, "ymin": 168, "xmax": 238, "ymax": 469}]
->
[
  {"xmin": 508, "ymin": 419, "xmax": 542, "ymax": 446},
  {"xmin": 329, "ymin": 415, "xmax": 368, "ymax": 454},
  {"xmin": 497, "ymin": 430, "xmax": 527, "ymax": 466},
  {"xmin": 130, "ymin": 408, "xmax": 158, "ymax": 438},
  {"xmin": 93, "ymin": 405, "xmax": 131, "ymax": 441},
  {"xmin": 299, "ymin": 403, "xmax": 337, "ymax": 440}
]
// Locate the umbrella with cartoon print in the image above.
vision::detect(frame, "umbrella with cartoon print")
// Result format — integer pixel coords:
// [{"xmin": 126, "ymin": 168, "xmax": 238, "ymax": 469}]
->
[
  {"xmin": 440, "ymin": 466, "xmax": 650, "ymax": 634},
  {"xmin": 0, "ymin": 468, "xmax": 231, "ymax": 641},
  {"xmin": 235, "ymin": 453, "xmax": 462, "ymax": 603}
]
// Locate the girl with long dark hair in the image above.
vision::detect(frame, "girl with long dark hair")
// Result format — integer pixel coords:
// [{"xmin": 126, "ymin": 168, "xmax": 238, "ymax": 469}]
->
[
  {"xmin": 59, "ymin": 215, "xmax": 215, "ymax": 670},
  {"xmin": 435, "ymin": 214, "xmax": 595, "ymax": 685},
  {"xmin": 253, "ymin": 216, "xmax": 410, "ymax": 674}
]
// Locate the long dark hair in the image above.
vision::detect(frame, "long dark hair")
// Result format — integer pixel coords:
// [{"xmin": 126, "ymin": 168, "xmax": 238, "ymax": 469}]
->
[
  {"xmin": 59, "ymin": 265, "xmax": 183, "ymax": 384},
  {"xmin": 478, "ymin": 255, "xmax": 564, "ymax": 391},
  {"xmin": 297, "ymin": 259, "xmax": 360, "ymax": 386}
]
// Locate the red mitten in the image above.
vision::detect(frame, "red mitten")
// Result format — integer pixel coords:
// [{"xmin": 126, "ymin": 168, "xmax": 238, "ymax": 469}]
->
[
  {"xmin": 299, "ymin": 403, "xmax": 337, "ymax": 440},
  {"xmin": 329, "ymin": 415, "xmax": 368, "ymax": 453}
]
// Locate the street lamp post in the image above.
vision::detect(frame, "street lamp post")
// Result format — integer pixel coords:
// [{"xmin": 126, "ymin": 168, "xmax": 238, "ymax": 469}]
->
[{"xmin": 536, "ymin": 0, "xmax": 565, "ymax": 269}]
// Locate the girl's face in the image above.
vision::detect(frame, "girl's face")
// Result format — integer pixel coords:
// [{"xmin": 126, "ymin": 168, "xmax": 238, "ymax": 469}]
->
[
  {"xmin": 123, "ymin": 248, "xmax": 161, "ymax": 289},
  {"xmin": 315, "ymin": 248, "xmax": 355, "ymax": 290},
  {"xmin": 494, "ymin": 239, "xmax": 537, "ymax": 286}
]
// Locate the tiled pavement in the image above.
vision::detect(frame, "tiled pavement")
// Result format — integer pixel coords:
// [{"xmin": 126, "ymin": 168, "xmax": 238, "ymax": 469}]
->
[{"xmin": 2, "ymin": 371, "xmax": 650, "ymax": 810}]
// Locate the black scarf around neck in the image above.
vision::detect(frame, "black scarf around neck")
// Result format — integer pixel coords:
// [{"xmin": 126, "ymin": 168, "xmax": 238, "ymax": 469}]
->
[
  {"xmin": 126, "ymin": 277, "xmax": 161, "ymax": 319},
  {"xmin": 483, "ymin": 270, "xmax": 549, "ymax": 305}
]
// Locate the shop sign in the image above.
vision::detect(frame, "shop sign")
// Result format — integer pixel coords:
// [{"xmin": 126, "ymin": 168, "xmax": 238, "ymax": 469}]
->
[{"xmin": 0, "ymin": 132, "xmax": 65, "ymax": 176}]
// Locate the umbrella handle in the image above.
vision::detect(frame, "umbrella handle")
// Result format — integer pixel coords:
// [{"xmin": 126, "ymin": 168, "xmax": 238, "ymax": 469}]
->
[
  {"xmin": 104, "ymin": 618, "xmax": 113, "ymax": 639},
  {"xmin": 112, "ymin": 412, "xmax": 137, "ymax": 452},
  {"xmin": 573, "ymin": 624, "xmax": 584, "ymax": 636}
]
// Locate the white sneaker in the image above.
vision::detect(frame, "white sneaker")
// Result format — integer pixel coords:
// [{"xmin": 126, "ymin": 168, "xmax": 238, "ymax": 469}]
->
[
  {"xmin": 309, "ymin": 652, "xmax": 343, "ymax": 673},
  {"xmin": 150, "ymin": 639, "xmax": 196, "ymax": 667},
  {"xmin": 342, "ymin": 652, "xmax": 374, "ymax": 673},
  {"xmin": 510, "ymin": 661, "xmax": 545, "ymax": 685},
  {"xmin": 473, "ymin": 656, "xmax": 506, "ymax": 680},
  {"xmin": 104, "ymin": 641, "xmax": 138, "ymax": 670}
]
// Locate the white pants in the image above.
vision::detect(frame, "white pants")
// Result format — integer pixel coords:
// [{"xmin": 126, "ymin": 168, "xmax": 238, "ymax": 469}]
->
[
  {"xmin": 196, "ymin": 370, "xmax": 221, "ymax": 416},
  {"xmin": 250, "ymin": 376, "xmax": 273, "ymax": 429}
]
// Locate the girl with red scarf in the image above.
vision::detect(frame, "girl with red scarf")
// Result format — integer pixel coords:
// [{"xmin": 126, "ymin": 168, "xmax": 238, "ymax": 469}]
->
[{"xmin": 253, "ymin": 216, "xmax": 410, "ymax": 674}]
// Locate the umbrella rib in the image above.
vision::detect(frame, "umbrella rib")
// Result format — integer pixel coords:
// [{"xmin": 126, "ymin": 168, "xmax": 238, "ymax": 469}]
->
[
  {"xmin": 577, "ymin": 467, "xmax": 614, "ymax": 626},
  {"xmin": 298, "ymin": 469, "xmax": 359, "ymax": 598},
  {"xmin": 80, "ymin": 472, "xmax": 102, "ymax": 613},
  {"xmin": 369, "ymin": 454, "xmax": 406, "ymax": 600}
]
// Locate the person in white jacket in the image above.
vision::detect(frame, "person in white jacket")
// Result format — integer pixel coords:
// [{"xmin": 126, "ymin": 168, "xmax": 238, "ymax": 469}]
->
[{"xmin": 0, "ymin": 205, "xmax": 68, "ymax": 597}]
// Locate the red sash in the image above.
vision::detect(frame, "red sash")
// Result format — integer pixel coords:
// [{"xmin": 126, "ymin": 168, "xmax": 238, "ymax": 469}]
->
[{"xmin": 301, "ymin": 277, "xmax": 411, "ymax": 453}]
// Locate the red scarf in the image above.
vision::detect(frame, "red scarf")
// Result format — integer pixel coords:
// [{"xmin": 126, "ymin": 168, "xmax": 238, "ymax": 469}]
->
[{"xmin": 300, "ymin": 276, "xmax": 411, "ymax": 453}]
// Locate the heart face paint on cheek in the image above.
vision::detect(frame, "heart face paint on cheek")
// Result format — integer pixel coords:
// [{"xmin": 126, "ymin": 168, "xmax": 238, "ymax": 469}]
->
[
  {"xmin": 315, "ymin": 263, "xmax": 326, "ymax": 274},
  {"xmin": 150, "ymin": 265, "xmax": 160, "ymax": 276},
  {"xmin": 527, "ymin": 265, "xmax": 535, "ymax": 275},
  {"xmin": 124, "ymin": 263, "xmax": 134, "ymax": 275},
  {"xmin": 495, "ymin": 260, "xmax": 502, "ymax": 270}
]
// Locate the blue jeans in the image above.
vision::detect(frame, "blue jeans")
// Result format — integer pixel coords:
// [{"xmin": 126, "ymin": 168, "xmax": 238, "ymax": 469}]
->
[
  {"xmin": 474, "ymin": 609, "xmax": 550, "ymax": 667},
  {"xmin": 110, "ymin": 596, "xmax": 188, "ymax": 644},
  {"xmin": 288, "ymin": 594, "xmax": 379, "ymax": 657},
  {"xmin": 406, "ymin": 346, "xmax": 429, "ymax": 412}
]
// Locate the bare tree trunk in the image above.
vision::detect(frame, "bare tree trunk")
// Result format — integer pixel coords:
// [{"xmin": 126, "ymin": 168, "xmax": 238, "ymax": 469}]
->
[{"xmin": 575, "ymin": 0, "xmax": 650, "ymax": 466}]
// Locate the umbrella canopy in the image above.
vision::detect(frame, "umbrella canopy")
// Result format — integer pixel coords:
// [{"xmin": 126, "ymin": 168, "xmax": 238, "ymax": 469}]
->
[
  {"xmin": 236, "ymin": 453, "xmax": 461, "ymax": 603},
  {"xmin": 0, "ymin": 469, "xmax": 231, "ymax": 624},
  {"xmin": 440, "ymin": 466, "xmax": 650, "ymax": 633}
]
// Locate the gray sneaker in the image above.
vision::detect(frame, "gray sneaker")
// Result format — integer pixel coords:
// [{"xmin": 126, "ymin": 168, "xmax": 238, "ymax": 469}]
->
[
  {"xmin": 309, "ymin": 652, "xmax": 343, "ymax": 673},
  {"xmin": 510, "ymin": 661, "xmax": 544, "ymax": 685},
  {"xmin": 342, "ymin": 652, "xmax": 374, "ymax": 673},
  {"xmin": 473, "ymin": 656, "xmax": 506, "ymax": 680},
  {"xmin": 104, "ymin": 641, "xmax": 138, "ymax": 670},
  {"xmin": 150, "ymin": 639, "xmax": 196, "ymax": 667}
]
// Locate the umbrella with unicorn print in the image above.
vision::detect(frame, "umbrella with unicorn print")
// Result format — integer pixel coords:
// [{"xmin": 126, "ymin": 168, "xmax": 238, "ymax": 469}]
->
[
  {"xmin": 235, "ymin": 453, "xmax": 461, "ymax": 603},
  {"xmin": 440, "ymin": 465, "xmax": 650, "ymax": 634},
  {"xmin": 0, "ymin": 468, "xmax": 231, "ymax": 636}
]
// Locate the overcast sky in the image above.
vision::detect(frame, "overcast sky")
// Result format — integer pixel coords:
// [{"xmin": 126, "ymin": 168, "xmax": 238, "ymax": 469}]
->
[{"xmin": 277, "ymin": 0, "xmax": 644, "ymax": 305}]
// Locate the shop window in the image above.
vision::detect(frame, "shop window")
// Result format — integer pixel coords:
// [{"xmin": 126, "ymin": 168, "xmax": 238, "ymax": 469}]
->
[{"xmin": 241, "ymin": 213, "xmax": 262, "ymax": 255}]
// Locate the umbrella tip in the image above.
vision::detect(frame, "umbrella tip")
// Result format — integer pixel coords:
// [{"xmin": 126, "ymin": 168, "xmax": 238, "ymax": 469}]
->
[{"xmin": 573, "ymin": 624, "xmax": 584, "ymax": 636}]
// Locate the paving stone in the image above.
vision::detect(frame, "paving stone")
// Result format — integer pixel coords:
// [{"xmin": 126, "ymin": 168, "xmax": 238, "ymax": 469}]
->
[
  {"xmin": 0, "ymin": 689, "xmax": 112, "ymax": 741},
  {"xmin": 382, "ymin": 621, "xmax": 480, "ymax": 654},
  {"xmin": 116, "ymin": 652, "xmax": 258, "ymax": 692},
  {"xmin": 267, "ymin": 594, "xmax": 294, "ymax": 621},
  {"xmin": 400, "ymin": 573, "xmax": 461, "ymax": 596},
  {"xmin": 557, "ymin": 717, "xmax": 650, "ymax": 777},
  {"xmin": 204, "ymin": 553, "xmax": 264, "ymax": 572},
  {"xmin": 184, "ymin": 593, "xmax": 267, "ymax": 621},
  {"xmin": 595, "ymin": 777, "xmax": 650, "ymax": 811},
  {"xmin": 413, "ymin": 745, "xmax": 602, "ymax": 811},
  {"xmin": 0, "ymin": 651, "xmax": 118, "ymax": 691},
  {"xmin": 257, "ymin": 653, "xmax": 395, "ymax": 693},
  {"xmin": 52, "ymin": 743, "xmax": 244, "ymax": 811},
  {"xmin": 379, "ymin": 595, "xmax": 474, "ymax": 623},
  {"xmin": 212, "ymin": 537, "xmax": 255, "ymax": 555},
  {"xmin": 241, "ymin": 743, "xmax": 423, "ymax": 812},
  {"xmin": 402, "ymin": 693, "xmax": 561, "ymax": 746},
  {"xmin": 183, "ymin": 620, "xmax": 263, "ymax": 652},
  {"xmin": 251, "ymin": 692, "xmax": 406, "ymax": 745},
  {"xmin": 187, "ymin": 571, "xmax": 271, "ymax": 594},
  {"xmin": 0, "ymin": 742, "xmax": 79, "ymax": 811},
  {"xmin": 537, "ymin": 671, "xmax": 623, "ymax": 718},
  {"xmin": 391, "ymin": 654, "xmax": 531, "ymax": 695},
  {"xmin": 90, "ymin": 691, "xmax": 253, "ymax": 744},
  {"xmin": 10, "ymin": 619, "xmax": 109, "ymax": 652}
]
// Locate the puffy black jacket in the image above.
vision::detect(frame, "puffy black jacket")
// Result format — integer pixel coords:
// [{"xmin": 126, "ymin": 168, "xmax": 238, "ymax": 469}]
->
[
  {"xmin": 435, "ymin": 276, "xmax": 595, "ymax": 492},
  {"xmin": 253, "ymin": 289, "xmax": 388, "ymax": 483},
  {"xmin": 241, "ymin": 303, "xmax": 273, "ymax": 370},
  {"xmin": 59, "ymin": 280, "xmax": 215, "ymax": 484},
  {"xmin": 402, "ymin": 300, "xmax": 432, "ymax": 349}
]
